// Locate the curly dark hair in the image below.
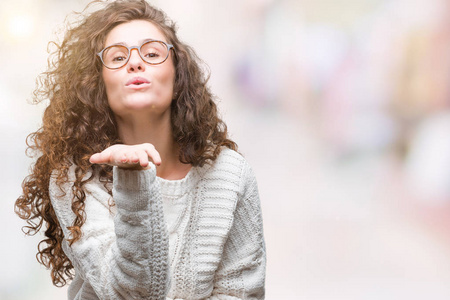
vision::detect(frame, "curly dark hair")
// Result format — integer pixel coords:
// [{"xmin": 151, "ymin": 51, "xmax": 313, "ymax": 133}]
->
[{"xmin": 15, "ymin": 0, "xmax": 237, "ymax": 287}]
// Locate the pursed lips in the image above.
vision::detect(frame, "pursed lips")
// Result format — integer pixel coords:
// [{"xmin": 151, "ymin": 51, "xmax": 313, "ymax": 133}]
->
[{"xmin": 125, "ymin": 77, "xmax": 150, "ymax": 86}]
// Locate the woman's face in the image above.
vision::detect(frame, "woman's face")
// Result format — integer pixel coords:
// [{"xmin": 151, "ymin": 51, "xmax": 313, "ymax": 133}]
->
[{"xmin": 101, "ymin": 20, "xmax": 175, "ymax": 118}]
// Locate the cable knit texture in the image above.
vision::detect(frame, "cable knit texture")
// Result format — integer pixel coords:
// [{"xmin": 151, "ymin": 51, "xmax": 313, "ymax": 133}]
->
[{"xmin": 50, "ymin": 148, "xmax": 266, "ymax": 299}]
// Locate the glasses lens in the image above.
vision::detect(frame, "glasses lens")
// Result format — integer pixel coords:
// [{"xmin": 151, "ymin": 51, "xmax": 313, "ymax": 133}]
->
[
  {"xmin": 102, "ymin": 45, "xmax": 129, "ymax": 69},
  {"xmin": 140, "ymin": 41, "xmax": 169, "ymax": 64}
]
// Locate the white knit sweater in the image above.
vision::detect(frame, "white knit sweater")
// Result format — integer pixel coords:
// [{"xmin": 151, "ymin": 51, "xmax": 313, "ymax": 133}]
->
[{"xmin": 49, "ymin": 148, "xmax": 266, "ymax": 300}]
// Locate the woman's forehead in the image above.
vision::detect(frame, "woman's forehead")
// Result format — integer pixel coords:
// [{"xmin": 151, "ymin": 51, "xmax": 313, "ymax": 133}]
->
[{"xmin": 105, "ymin": 20, "xmax": 168, "ymax": 46}]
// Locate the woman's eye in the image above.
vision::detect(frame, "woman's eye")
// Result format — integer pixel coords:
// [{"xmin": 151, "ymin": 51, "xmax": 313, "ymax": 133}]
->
[
  {"xmin": 145, "ymin": 52, "xmax": 160, "ymax": 58},
  {"xmin": 112, "ymin": 55, "xmax": 127, "ymax": 62}
]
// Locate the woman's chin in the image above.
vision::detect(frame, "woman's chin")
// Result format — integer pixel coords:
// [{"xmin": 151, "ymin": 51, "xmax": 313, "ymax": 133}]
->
[
  {"xmin": 123, "ymin": 98, "xmax": 162, "ymax": 111},
  {"xmin": 120, "ymin": 101, "xmax": 171, "ymax": 117},
  {"xmin": 109, "ymin": 95, "xmax": 171, "ymax": 116},
  {"xmin": 126, "ymin": 102, "xmax": 157, "ymax": 110}
]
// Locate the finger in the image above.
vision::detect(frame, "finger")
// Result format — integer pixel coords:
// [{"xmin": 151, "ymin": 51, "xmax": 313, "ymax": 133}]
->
[
  {"xmin": 109, "ymin": 149, "xmax": 126, "ymax": 165},
  {"xmin": 120, "ymin": 153, "xmax": 128, "ymax": 164},
  {"xmin": 130, "ymin": 152, "xmax": 140, "ymax": 164},
  {"xmin": 136, "ymin": 150, "xmax": 150, "ymax": 168},
  {"xmin": 98, "ymin": 148, "xmax": 114, "ymax": 163},
  {"xmin": 90, "ymin": 148, "xmax": 113, "ymax": 164},
  {"xmin": 143, "ymin": 144, "xmax": 161, "ymax": 165},
  {"xmin": 89, "ymin": 145, "xmax": 122, "ymax": 165},
  {"xmin": 89, "ymin": 153, "xmax": 102, "ymax": 164}
]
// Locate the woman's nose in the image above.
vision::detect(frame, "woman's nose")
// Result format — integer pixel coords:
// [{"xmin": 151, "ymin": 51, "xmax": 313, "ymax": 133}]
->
[{"xmin": 127, "ymin": 48, "xmax": 145, "ymax": 72}]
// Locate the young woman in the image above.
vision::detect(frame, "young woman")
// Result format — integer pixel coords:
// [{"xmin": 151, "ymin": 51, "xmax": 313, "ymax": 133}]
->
[{"xmin": 15, "ymin": 0, "xmax": 266, "ymax": 299}]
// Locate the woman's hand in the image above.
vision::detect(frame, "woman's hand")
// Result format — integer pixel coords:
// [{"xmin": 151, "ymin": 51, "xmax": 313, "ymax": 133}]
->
[{"xmin": 89, "ymin": 143, "xmax": 161, "ymax": 170}]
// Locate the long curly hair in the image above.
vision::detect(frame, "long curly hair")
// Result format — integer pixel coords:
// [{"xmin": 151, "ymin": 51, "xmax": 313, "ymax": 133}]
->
[{"xmin": 15, "ymin": 0, "xmax": 237, "ymax": 287}]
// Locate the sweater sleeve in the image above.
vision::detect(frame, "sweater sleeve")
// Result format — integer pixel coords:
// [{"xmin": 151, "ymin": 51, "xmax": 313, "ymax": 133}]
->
[
  {"xmin": 49, "ymin": 165, "xmax": 169, "ymax": 300},
  {"xmin": 208, "ymin": 161, "xmax": 266, "ymax": 300}
]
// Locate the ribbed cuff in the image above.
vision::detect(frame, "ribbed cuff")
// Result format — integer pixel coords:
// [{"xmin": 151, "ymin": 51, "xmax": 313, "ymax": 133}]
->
[{"xmin": 113, "ymin": 164, "xmax": 157, "ymax": 211}]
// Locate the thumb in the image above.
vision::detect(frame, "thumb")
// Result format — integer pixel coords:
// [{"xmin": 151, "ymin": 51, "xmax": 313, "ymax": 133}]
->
[{"xmin": 89, "ymin": 153, "xmax": 102, "ymax": 164}]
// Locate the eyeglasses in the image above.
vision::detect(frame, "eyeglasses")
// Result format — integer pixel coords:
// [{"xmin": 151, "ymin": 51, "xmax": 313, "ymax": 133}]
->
[{"xmin": 97, "ymin": 39, "xmax": 174, "ymax": 69}]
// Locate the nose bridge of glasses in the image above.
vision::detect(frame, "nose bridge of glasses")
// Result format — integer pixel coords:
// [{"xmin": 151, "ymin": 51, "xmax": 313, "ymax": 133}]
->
[{"xmin": 128, "ymin": 45, "xmax": 144, "ymax": 62}]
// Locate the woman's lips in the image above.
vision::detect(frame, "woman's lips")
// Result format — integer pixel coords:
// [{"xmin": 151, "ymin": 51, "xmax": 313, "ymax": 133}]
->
[{"xmin": 126, "ymin": 77, "xmax": 150, "ymax": 86}]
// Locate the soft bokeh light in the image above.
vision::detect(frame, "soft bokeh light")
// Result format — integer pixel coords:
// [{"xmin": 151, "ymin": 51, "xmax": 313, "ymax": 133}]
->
[{"xmin": 6, "ymin": 14, "xmax": 35, "ymax": 39}]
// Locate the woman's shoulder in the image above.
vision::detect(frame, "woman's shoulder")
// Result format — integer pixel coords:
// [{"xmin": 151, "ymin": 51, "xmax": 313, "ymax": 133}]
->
[
  {"xmin": 215, "ymin": 147, "xmax": 245, "ymax": 165},
  {"xmin": 208, "ymin": 147, "xmax": 249, "ymax": 173},
  {"xmin": 199, "ymin": 147, "xmax": 256, "ymax": 192}
]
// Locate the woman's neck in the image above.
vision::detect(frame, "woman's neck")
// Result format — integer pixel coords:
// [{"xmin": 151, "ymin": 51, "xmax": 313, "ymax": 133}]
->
[{"xmin": 115, "ymin": 113, "xmax": 191, "ymax": 180}]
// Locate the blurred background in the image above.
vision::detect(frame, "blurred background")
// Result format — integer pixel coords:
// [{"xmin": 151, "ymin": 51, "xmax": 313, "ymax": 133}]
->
[{"xmin": 3, "ymin": 0, "xmax": 450, "ymax": 299}]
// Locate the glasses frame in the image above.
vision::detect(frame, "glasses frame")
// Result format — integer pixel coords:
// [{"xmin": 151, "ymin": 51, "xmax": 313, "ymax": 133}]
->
[{"xmin": 97, "ymin": 39, "xmax": 175, "ymax": 69}]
